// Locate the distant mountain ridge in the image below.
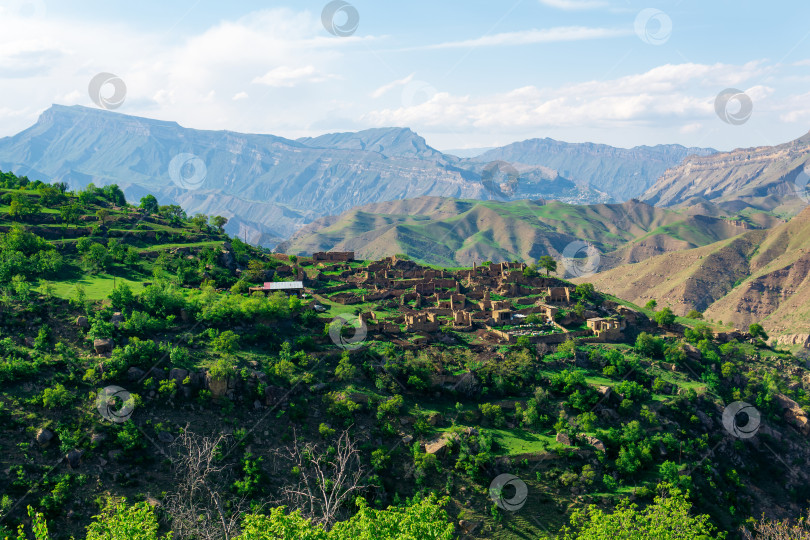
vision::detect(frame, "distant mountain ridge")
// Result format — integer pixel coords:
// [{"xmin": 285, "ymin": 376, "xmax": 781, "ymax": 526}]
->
[
  {"xmin": 473, "ymin": 138, "xmax": 716, "ymax": 200},
  {"xmin": 277, "ymin": 196, "xmax": 756, "ymax": 267},
  {"xmin": 641, "ymin": 130, "xmax": 810, "ymax": 216},
  {"xmin": 0, "ymin": 105, "xmax": 713, "ymax": 247}
]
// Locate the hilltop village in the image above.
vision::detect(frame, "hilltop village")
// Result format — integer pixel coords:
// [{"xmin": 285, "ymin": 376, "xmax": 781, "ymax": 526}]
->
[{"xmin": 254, "ymin": 251, "xmax": 644, "ymax": 349}]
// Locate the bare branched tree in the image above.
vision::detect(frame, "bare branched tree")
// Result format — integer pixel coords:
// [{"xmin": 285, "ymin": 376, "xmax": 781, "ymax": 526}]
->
[
  {"xmin": 742, "ymin": 510, "xmax": 810, "ymax": 539},
  {"xmin": 275, "ymin": 428, "xmax": 367, "ymax": 527},
  {"xmin": 163, "ymin": 428, "xmax": 247, "ymax": 540}
]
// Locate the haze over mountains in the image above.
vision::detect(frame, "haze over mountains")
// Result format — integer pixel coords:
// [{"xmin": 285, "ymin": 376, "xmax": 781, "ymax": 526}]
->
[{"xmin": 0, "ymin": 104, "xmax": 713, "ymax": 247}]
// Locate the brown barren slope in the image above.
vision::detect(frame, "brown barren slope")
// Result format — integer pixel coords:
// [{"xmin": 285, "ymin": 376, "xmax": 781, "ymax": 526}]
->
[{"xmin": 579, "ymin": 207, "xmax": 810, "ymax": 338}]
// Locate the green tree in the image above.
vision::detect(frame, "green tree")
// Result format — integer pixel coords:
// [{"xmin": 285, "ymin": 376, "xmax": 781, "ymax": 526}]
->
[
  {"xmin": 749, "ymin": 323, "xmax": 768, "ymax": 340},
  {"xmin": 654, "ymin": 307, "xmax": 676, "ymax": 327},
  {"xmin": 84, "ymin": 243, "xmax": 112, "ymax": 273},
  {"xmin": 575, "ymin": 283, "xmax": 595, "ymax": 301},
  {"xmin": 191, "ymin": 213, "xmax": 209, "ymax": 231},
  {"xmin": 210, "ymin": 215, "xmax": 228, "ymax": 232},
  {"xmin": 59, "ymin": 203, "xmax": 82, "ymax": 228},
  {"xmin": 212, "ymin": 330, "xmax": 240, "ymax": 354},
  {"xmin": 85, "ymin": 497, "xmax": 171, "ymax": 540},
  {"xmin": 538, "ymin": 255, "xmax": 557, "ymax": 276},
  {"xmin": 8, "ymin": 194, "xmax": 40, "ymax": 219},
  {"xmin": 139, "ymin": 195, "xmax": 159, "ymax": 214},
  {"xmin": 96, "ymin": 208, "xmax": 111, "ymax": 224},
  {"xmin": 644, "ymin": 299, "xmax": 657, "ymax": 310},
  {"xmin": 562, "ymin": 483, "xmax": 725, "ymax": 539}
]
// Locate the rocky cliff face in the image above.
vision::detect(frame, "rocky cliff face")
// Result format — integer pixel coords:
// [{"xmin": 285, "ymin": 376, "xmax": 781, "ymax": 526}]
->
[{"xmin": 642, "ymin": 131, "xmax": 810, "ymax": 216}]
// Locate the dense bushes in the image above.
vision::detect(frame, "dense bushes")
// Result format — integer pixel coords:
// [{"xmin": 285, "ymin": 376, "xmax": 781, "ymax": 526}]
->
[{"xmin": 0, "ymin": 226, "xmax": 63, "ymax": 281}]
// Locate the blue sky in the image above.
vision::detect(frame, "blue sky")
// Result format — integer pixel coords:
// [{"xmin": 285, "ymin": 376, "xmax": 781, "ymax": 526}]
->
[{"xmin": 1, "ymin": 0, "xmax": 809, "ymax": 151}]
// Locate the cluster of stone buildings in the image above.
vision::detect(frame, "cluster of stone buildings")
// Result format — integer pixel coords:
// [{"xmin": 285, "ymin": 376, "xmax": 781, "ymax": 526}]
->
[{"xmin": 303, "ymin": 254, "xmax": 629, "ymax": 347}]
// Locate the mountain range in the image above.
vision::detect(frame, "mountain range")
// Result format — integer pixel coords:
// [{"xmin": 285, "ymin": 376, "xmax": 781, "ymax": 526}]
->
[
  {"xmin": 277, "ymin": 196, "xmax": 765, "ymax": 268},
  {"xmin": 0, "ymin": 105, "xmax": 713, "ymax": 246}
]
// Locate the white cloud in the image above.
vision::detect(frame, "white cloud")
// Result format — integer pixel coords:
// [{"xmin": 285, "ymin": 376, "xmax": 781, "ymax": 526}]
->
[
  {"xmin": 408, "ymin": 26, "xmax": 631, "ymax": 51},
  {"xmin": 253, "ymin": 65, "xmax": 331, "ymax": 87},
  {"xmin": 232, "ymin": 91, "xmax": 249, "ymax": 101},
  {"xmin": 362, "ymin": 62, "xmax": 774, "ymax": 131},
  {"xmin": 371, "ymin": 73, "xmax": 415, "ymax": 98},
  {"xmin": 538, "ymin": 0, "xmax": 609, "ymax": 10}
]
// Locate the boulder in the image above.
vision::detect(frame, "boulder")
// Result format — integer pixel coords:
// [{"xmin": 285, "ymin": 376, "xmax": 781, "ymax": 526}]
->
[
  {"xmin": 36, "ymin": 428, "xmax": 55, "ymax": 447},
  {"xmin": 774, "ymin": 393, "xmax": 810, "ymax": 435},
  {"xmin": 458, "ymin": 520, "xmax": 481, "ymax": 535},
  {"xmin": 682, "ymin": 343, "xmax": 702, "ymax": 361},
  {"xmin": 94, "ymin": 338, "xmax": 114, "ymax": 355},
  {"xmin": 157, "ymin": 432, "xmax": 174, "ymax": 443},
  {"xmin": 581, "ymin": 435, "xmax": 606, "ymax": 452},
  {"xmin": 169, "ymin": 368, "xmax": 189, "ymax": 383},
  {"xmin": 127, "ymin": 367, "xmax": 146, "ymax": 382},
  {"xmin": 425, "ymin": 433, "xmax": 454, "ymax": 456},
  {"xmin": 555, "ymin": 432, "xmax": 572, "ymax": 446},
  {"xmin": 76, "ymin": 316, "xmax": 89, "ymax": 329},
  {"xmin": 696, "ymin": 411, "xmax": 713, "ymax": 430},
  {"xmin": 110, "ymin": 312, "xmax": 124, "ymax": 328},
  {"xmin": 66, "ymin": 449, "xmax": 83, "ymax": 469}
]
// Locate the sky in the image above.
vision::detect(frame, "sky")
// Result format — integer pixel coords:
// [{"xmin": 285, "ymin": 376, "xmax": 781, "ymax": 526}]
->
[{"xmin": 0, "ymin": 0, "xmax": 809, "ymax": 152}]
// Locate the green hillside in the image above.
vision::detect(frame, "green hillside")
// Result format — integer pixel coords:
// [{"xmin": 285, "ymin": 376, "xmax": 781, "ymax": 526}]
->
[
  {"xmin": 1, "ymin": 171, "xmax": 809, "ymax": 539},
  {"xmin": 278, "ymin": 196, "xmax": 765, "ymax": 269}
]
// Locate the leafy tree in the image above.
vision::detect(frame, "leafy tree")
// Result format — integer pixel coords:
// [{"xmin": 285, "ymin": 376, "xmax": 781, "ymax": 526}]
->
[
  {"xmin": 38, "ymin": 186, "xmax": 67, "ymax": 207},
  {"xmin": 749, "ymin": 323, "xmax": 768, "ymax": 340},
  {"xmin": 562, "ymin": 483, "xmax": 725, "ymax": 539},
  {"xmin": 191, "ymin": 213, "xmax": 209, "ymax": 231},
  {"xmin": 139, "ymin": 195, "xmax": 159, "ymax": 214},
  {"xmin": 538, "ymin": 255, "xmax": 557, "ymax": 276},
  {"xmin": 212, "ymin": 330, "xmax": 240, "ymax": 354},
  {"xmin": 100, "ymin": 184, "xmax": 127, "ymax": 206},
  {"xmin": 84, "ymin": 243, "xmax": 113, "ymax": 273},
  {"xmin": 8, "ymin": 194, "xmax": 40, "ymax": 219},
  {"xmin": 85, "ymin": 497, "xmax": 171, "ymax": 540},
  {"xmin": 59, "ymin": 203, "xmax": 82, "ymax": 228},
  {"xmin": 96, "ymin": 208, "xmax": 111, "ymax": 224},
  {"xmin": 635, "ymin": 332, "xmax": 663, "ymax": 358},
  {"xmin": 686, "ymin": 309, "xmax": 703, "ymax": 319},
  {"xmin": 654, "ymin": 307, "xmax": 676, "ymax": 327},
  {"xmin": 575, "ymin": 283, "xmax": 595, "ymax": 301},
  {"xmin": 644, "ymin": 299, "xmax": 657, "ymax": 310},
  {"xmin": 522, "ymin": 264, "xmax": 538, "ymax": 278},
  {"xmin": 109, "ymin": 283, "xmax": 136, "ymax": 310},
  {"xmin": 210, "ymin": 215, "xmax": 228, "ymax": 232}
]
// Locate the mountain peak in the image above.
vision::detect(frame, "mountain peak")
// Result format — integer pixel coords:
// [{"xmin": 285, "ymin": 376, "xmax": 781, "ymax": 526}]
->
[
  {"xmin": 297, "ymin": 126, "xmax": 442, "ymax": 159},
  {"xmin": 38, "ymin": 104, "xmax": 182, "ymax": 130}
]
